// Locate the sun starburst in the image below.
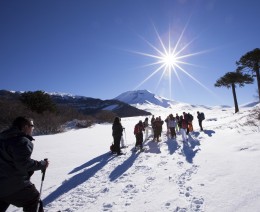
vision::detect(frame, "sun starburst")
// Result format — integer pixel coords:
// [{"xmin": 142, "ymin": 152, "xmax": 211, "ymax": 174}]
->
[{"xmin": 132, "ymin": 23, "xmax": 213, "ymax": 100}]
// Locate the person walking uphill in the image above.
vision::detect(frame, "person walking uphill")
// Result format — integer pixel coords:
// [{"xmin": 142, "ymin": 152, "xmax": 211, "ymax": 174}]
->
[
  {"xmin": 0, "ymin": 116, "xmax": 49, "ymax": 212},
  {"xmin": 168, "ymin": 114, "xmax": 177, "ymax": 139},
  {"xmin": 112, "ymin": 117, "xmax": 124, "ymax": 156},
  {"xmin": 134, "ymin": 120, "xmax": 145, "ymax": 150},
  {"xmin": 179, "ymin": 115, "xmax": 188, "ymax": 142},
  {"xmin": 197, "ymin": 111, "xmax": 205, "ymax": 131}
]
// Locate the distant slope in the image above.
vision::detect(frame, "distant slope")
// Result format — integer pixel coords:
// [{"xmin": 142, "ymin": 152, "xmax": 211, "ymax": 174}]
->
[
  {"xmin": 114, "ymin": 90, "xmax": 216, "ymax": 114},
  {"xmin": 114, "ymin": 90, "xmax": 178, "ymax": 108},
  {"xmin": 240, "ymin": 101, "xmax": 260, "ymax": 108}
]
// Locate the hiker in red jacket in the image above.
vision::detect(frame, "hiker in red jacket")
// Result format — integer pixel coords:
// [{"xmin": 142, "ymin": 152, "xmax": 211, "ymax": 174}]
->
[{"xmin": 134, "ymin": 120, "xmax": 145, "ymax": 150}]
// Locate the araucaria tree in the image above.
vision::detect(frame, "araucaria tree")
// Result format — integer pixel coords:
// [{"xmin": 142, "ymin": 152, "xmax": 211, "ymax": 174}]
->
[
  {"xmin": 215, "ymin": 72, "xmax": 253, "ymax": 113},
  {"xmin": 236, "ymin": 48, "xmax": 260, "ymax": 102}
]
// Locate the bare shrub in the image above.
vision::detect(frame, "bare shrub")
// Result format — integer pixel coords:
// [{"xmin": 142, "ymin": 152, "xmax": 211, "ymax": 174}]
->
[
  {"xmin": 33, "ymin": 106, "xmax": 95, "ymax": 135},
  {"xmin": 0, "ymin": 99, "xmax": 95, "ymax": 135},
  {"xmin": 75, "ymin": 120, "xmax": 93, "ymax": 128},
  {"xmin": 94, "ymin": 110, "xmax": 117, "ymax": 123},
  {"xmin": 1, "ymin": 97, "xmax": 118, "ymax": 135},
  {"xmin": 0, "ymin": 99, "xmax": 33, "ymax": 131},
  {"xmin": 32, "ymin": 111, "xmax": 64, "ymax": 135},
  {"xmin": 250, "ymin": 105, "xmax": 260, "ymax": 120},
  {"xmin": 257, "ymin": 107, "xmax": 260, "ymax": 120},
  {"xmin": 245, "ymin": 105, "xmax": 260, "ymax": 130}
]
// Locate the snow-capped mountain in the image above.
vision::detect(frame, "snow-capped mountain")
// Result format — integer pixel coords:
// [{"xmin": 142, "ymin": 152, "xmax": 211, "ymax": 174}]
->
[
  {"xmin": 113, "ymin": 90, "xmax": 215, "ymax": 115},
  {"xmin": 114, "ymin": 90, "xmax": 178, "ymax": 108}
]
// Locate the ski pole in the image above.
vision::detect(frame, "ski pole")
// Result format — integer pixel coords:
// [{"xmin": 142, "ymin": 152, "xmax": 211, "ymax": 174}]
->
[{"xmin": 37, "ymin": 158, "xmax": 48, "ymax": 212}]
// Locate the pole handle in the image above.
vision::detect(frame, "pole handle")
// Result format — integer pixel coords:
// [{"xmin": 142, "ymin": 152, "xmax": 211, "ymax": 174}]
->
[{"xmin": 41, "ymin": 158, "xmax": 48, "ymax": 181}]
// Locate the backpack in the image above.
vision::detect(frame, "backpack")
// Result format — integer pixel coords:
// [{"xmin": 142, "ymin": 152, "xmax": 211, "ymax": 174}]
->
[
  {"xmin": 134, "ymin": 124, "xmax": 142, "ymax": 134},
  {"xmin": 110, "ymin": 143, "xmax": 116, "ymax": 153},
  {"xmin": 188, "ymin": 114, "xmax": 193, "ymax": 122},
  {"xmin": 182, "ymin": 119, "xmax": 188, "ymax": 129},
  {"xmin": 201, "ymin": 112, "xmax": 205, "ymax": 120}
]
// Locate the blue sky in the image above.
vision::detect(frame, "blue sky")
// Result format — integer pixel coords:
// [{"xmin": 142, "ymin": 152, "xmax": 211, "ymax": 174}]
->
[{"xmin": 1, "ymin": 0, "xmax": 259, "ymax": 106}]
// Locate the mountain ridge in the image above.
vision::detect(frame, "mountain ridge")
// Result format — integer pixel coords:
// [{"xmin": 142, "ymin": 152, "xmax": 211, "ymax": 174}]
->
[
  {"xmin": 114, "ymin": 89, "xmax": 178, "ymax": 108},
  {"xmin": 0, "ymin": 90, "xmax": 151, "ymax": 118},
  {"xmin": 1, "ymin": 89, "xmax": 259, "ymax": 111}
]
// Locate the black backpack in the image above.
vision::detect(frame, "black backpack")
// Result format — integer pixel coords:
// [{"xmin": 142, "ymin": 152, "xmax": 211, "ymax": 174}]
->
[
  {"xmin": 110, "ymin": 143, "xmax": 116, "ymax": 153},
  {"xmin": 201, "ymin": 113, "xmax": 205, "ymax": 120},
  {"xmin": 188, "ymin": 114, "xmax": 193, "ymax": 122}
]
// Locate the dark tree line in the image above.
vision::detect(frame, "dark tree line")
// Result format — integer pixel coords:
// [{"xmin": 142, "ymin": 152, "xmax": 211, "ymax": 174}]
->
[
  {"xmin": 0, "ymin": 91, "xmax": 116, "ymax": 135},
  {"xmin": 20, "ymin": 91, "xmax": 57, "ymax": 114}
]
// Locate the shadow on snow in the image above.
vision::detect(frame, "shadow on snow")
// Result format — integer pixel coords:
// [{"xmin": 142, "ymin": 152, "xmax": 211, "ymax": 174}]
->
[
  {"xmin": 203, "ymin": 129, "xmax": 216, "ymax": 137},
  {"xmin": 181, "ymin": 129, "xmax": 216, "ymax": 163},
  {"xmin": 145, "ymin": 140, "xmax": 161, "ymax": 154},
  {"xmin": 43, "ymin": 130, "xmax": 214, "ymax": 205},
  {"xmin": 192, "ymin": 130, "xmax": 216, "ymax": 137},
  {"xmin": 109, "ymin": 138, "xmax": 167, "ymax": 182},
  {"xmin": 43, "ymin": 152, "xmax": 115, "ymax": 206},
  {"xmin": 182, "ymin": 135, "xmax": 201, "ymax": 163},
  {"xmin": 164, "ymin": 132, "xmax": 202, "ymax": 163},
  {"xmin": 165, "ymin": 138, "xmax": 180, "ymax": 155},
  {"xmin": 109, "ymin": 151, "xmax": 140, "ymax": 182}
]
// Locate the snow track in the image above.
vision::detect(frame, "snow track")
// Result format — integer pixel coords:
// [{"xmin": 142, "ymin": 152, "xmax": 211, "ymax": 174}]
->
[{"xmin": 43, "ymin": 131, "xmax": 205, "ymax": 212}]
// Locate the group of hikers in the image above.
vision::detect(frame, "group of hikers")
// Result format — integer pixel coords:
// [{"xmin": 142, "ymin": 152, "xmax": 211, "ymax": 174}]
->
[
  {"xmin": 112, "ymin": 111, "xmax": 205, "ymax": 154},
  {"xmin": 0, "ymin": 112, "xmax": 205, "ymax": 211}
]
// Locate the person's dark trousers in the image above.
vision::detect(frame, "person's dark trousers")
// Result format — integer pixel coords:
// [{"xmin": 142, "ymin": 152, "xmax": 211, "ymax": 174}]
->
[
  {"xmin": 186, "ymin": 124, "xmax": 190, "ymax": 135},
  {"xmin": 198, "ymin": 120, "xmax": 203, "ymax": 131},
  {"xmin": 0, "ymin": 184, "xmax": 43, "ymax": 212},
  {"xmin": 0, "ymin": 201, "xmax": 9, "ymax": 212},
  {"xmin": 113, "ymin": 136, "xmax": 121, "ymax": 155},
  {"xmin": 170, "ymin": 127, "xmax": 176, "ymax": 138},
  {"xmin": 135, "ymin": 133, "xmax": 143, "ymax": 148}
]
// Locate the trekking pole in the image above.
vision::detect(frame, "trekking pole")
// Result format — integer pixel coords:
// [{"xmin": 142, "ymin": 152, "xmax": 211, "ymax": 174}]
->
[{"xmin": 37, "ymin": 158, "xmax": 48, "ymax": 212}]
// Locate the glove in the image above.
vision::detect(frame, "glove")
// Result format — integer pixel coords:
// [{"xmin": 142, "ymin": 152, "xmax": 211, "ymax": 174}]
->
[{"xmin": 39, "ymin": 159, "xmax": 49, "ymax": 171}]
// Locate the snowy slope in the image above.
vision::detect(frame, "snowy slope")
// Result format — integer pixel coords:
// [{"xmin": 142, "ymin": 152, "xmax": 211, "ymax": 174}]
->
[
  {"xmin": 114, "ymin": 90, "xmax": 179, "ymax": 108},
  {"xmin": 7, "ymin": 104, "xmax": 260, "ymax": 212},
  {"xmin": 114, "ymin": 90, "xmax": 215, "ymax": 116}
]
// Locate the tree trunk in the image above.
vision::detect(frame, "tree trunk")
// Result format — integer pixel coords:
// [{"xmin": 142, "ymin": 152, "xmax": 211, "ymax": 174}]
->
[
  {"xmin": 254, "ymin": 63, "xmax": 260, "ymax": 102},
  {"xmin": 231, "ymin": 83, "xmax": 239, "ymax": 113}
]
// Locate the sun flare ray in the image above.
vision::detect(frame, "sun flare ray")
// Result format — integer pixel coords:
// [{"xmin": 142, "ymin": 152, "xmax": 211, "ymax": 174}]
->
[
  {"xmin": 133, "ymin": 23, "xmax": 215, "ymax": 100},
  {"xmin": 134, "ymin": 63, "xmax": 166, "ymax": 90}
]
